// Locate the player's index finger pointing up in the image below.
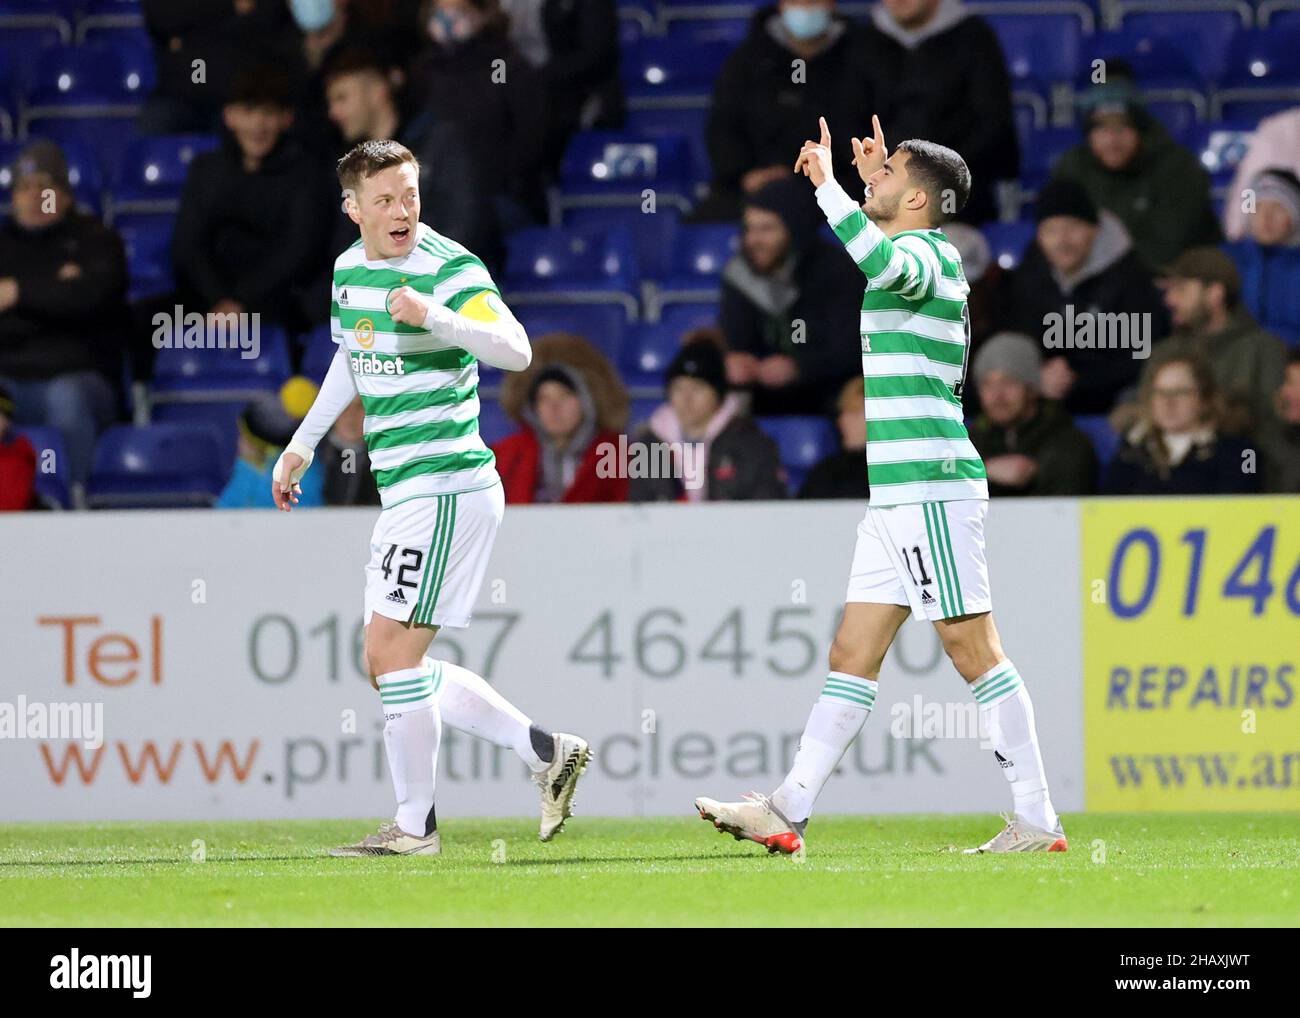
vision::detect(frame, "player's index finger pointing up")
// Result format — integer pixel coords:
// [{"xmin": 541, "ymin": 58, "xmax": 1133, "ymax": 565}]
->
[
  {"xmin": 872, "ymin": 114, "xmax": 885, "ymax": 151},
  {"xmin": 819, "ymin": 116, "xmax": 831, "ymax": 147}
]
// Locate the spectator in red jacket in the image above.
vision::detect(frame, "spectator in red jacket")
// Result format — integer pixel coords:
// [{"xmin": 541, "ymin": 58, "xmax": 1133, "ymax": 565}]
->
[
  {"xmin": 493, "ymin": 332, "xmax": 629, "ymax": 504},
  {"xmin": 0, "ymin": 384, "xmax": 36, "ymax": 511}
]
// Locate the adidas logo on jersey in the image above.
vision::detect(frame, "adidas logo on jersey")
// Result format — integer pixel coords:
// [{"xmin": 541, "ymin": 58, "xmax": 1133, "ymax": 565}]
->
[
  {"xmin": 351, "ymin": 352, "xmax": 406, "ymax": 376},
  {"xmin": 386, "ymin": 588, "xmax": 408, "ymax": 604}
]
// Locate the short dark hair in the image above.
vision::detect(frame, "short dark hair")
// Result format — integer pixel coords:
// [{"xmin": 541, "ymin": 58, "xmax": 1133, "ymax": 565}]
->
[
  {"xmin": 321, "ymin": 46, "xmax": 392, "ymax": 89},
  {"xmin": 228, "ymin": 66, "xmax": 294, "ymax": 110},
  {"xmin": 336, "ymin": 140, "xmax": 420, "ymax": 196},
  {"xmin": 896, "ymin": 139, "xmax": 971, "ymax": 225}
]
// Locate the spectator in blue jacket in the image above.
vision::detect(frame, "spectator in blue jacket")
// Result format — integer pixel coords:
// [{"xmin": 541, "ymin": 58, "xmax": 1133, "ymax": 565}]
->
[{"xmin": 218, "ymin": 378, "xmax": 324, "ymax": 509}]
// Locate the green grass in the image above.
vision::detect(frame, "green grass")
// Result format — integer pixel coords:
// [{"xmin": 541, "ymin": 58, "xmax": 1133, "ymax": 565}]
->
[{"xmin": 1, "ymin": 813, "xmax": 1297, "ymax": 927}]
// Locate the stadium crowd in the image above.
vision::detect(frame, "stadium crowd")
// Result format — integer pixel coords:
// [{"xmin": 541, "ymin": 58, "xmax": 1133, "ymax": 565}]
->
[{"xmin": 0, "ymin": 0, "xmax": 1298, "ymax": 510}]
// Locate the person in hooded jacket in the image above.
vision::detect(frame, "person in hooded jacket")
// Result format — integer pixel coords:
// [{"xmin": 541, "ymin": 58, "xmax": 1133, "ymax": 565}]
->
[
  {"xmin": 493, "ymin": 332, "xmax": 630, "ymax": 504},
  {"xmin": 720, "ymin": 177, "xmax": 864, "ymax": 415},
  {"xmin": 630, "ymin": 333, "xmax": 788, "ymax": 503},
  {"xmin": 1052, "ymin": 76, "xmax": 1221, "ymax": 271},
  {"xmin": 1001, "ymin": 179, "xmax": 1169, "ymax": 416}
]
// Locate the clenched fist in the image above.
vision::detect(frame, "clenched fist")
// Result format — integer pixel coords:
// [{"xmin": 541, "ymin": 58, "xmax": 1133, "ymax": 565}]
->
[{"xmin": 388, "ymin": 286, "xmax": 430, "ymax": 328}]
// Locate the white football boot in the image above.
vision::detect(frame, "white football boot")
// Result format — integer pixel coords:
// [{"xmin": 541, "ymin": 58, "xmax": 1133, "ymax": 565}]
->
[
  {"xmin": 695, "ymin": 792, "xmax": 805, "ymax": 855},
  {"xmin": 329, "ymin": 821, "xmax": 442, "ymax": 857},
  {"xmin": 536, "ymin": 733, "xmax": 591, "ymax": 841},
  {"xmin": 963, "ymin": 813, "xmax": 1068, "ymax": 854}
]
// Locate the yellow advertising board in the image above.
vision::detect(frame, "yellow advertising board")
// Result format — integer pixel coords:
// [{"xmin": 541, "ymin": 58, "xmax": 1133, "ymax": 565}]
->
[{"xmin": 1083, "ymin": 497, "xmax": 1299, "ymax": 810}]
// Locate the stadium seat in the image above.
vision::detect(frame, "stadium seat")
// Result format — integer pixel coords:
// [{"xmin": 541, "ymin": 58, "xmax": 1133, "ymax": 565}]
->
[
  {"xmin": 87, "ymin": 423, "xmax": 226, "ymax": 508},
  {"xmin": 662, "ymin": 12, "xmax": 750, "ymax": 46},
  {"xmin": 556, "ymin": 131, "xmax": 694, "ymax": 215},
  {"xmin": 622, "ymin": 320, "xmax": 682, "ymax": 389},
  {"xmin": 564, "ymin": 205, "xmax": 681, "ymax": 280},
  {"xmin": 1188, "ymin": 120, "xmax": 1254, "ymax": 189},
  {"xmin": 985, "ymin": 13, "xmax": 1085, "ymax": 86},
  {"xmin": 1261, "ymin": 248, "xmax": 1300, "ymax": 337},
  {"xmin": 148, "ymin": 401, "xmax": 242, "ymax": 482},
  {"xmin": 1073, "ymin": 414, "xmax": 1120, "ymax": 465},
  {"xmin": 623, "ymin": 106, "xmax": 711, "ymax": 187},
  {"xmin": 627, "ymin": 395, "xmax": 662, "ymax": 429},
  {"xmin": 150, "ymin": 322, "xmax": 292, "ymax": 402},
  {"xmin": 1211, "ymin": 29, "xmax": 1300, "ymax": 119},
  {"xmin": 1080, "ymin": 30, "xmax": 1209, "ymax": 128},
  {"xmin": 478, "ymin": 399, "xmax": 518, "ymax": 448},
  {"xmin": 756, "ymin": 415, "xmax": 837, "ymax": 494},
  {"xmin": 515, "ymin": 304, "xmax": 628, "ymax": 366},
  {"xmin": 1111, "ymin": 7, "xmax": 1246, "ymax": 82},
  {"xmin": 502, "ymin": 224, "xmax": 640, "ymax": 318},
  {"xmin": 297, "ymin": 324, "xmax": 337, "ymax": 385},
  {"xmin": 111, "ymin": 134, "xmax": 218, "ymax": 214},
  {"xmin": 15, "ymin": 425, "xmax": 71, "ymax": 508},
  {"xmin": 114, "ymin": 212, "xmax": 174, "ymax": 300},
  {"xmin": 1017, "ymin": 125, "xmax": 1078, "ymax": 189},
  {"xmin": 982, "ymin": 220, "xmax": 1037, "ymax": 270},
  {"xmin": 0, "ymin": 4, "xmax": 71, "ymax": 81},
  {"xmin": 654, "ymin": 222, "xmax": 738, "ymax": 301},
  {"xmin": 621, "ymin": 37, "xmax": 733, "ymax": 108}
]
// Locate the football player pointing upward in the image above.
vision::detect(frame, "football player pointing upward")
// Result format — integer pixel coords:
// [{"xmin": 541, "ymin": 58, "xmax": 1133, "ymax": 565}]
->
[
  {"xmin": 696, "ymin": 118, "xmax": 1066, "ymax": 855},
  {"xmin": 275, "ymin": 141, "xmax": 589, "ymax": 856}
]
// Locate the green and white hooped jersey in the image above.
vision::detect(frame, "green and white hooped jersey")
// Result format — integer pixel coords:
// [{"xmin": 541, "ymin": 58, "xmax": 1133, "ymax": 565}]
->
[
  {"xmin": 331, "ymin": 223, "xmax": 499, "ymax": 508},
  {"xmin": 824, "ymin": 195, "xmax": 989, "ymax": 506}
]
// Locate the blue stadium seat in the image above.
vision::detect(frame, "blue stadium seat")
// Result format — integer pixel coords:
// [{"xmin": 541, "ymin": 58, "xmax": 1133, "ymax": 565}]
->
[
  {"xmin": 0, "ymin": 4, "xmax": 71, "ymax": 81},
  {"xmin": 114, "ymin": 212, "xmax": 174, "ymax": 300},
  {"xmin": 557, "ymin": 131, "xmax": 694, "ymax": 214},
  {"xmin": 148, "ymin": 401, "xmax": 242, "ymax": 482},
  {"xmin": 515, "ymin": 304, "xmax": 628, "ymax": 365},
  {"xmin": 756, "ymin": 415, "xmax": 837, "ymax": 494},
  {"xmin": 653, "ymin": 300, "xmax": 718, "ymax": 332},
  {"xmin": 623, "ymin": 320, "xmax": 681, "ymax": 389},
  {"xmin": 564, "ymin": 205, "xmax": 680, "ymax": 279},
  {"xmin": 297, "ymin": 323, "xmax": 336, "ymax": 385},
  {"xmin": 621, "ymin": 37, "xmax": 733, "ymax": 108},
  {"xmin": 1261, "ymin": 247, "xmax": 1300, "ymax": 338},
  {"xmin": 0, "ymin": 136, "xmax": 104, "ymax": 214},
  {"xmin": 1224, "ymin": 240, "xmax": 1265, "ymax": 321},
  {"xmin": 982, "ymin": 220, "xmax": 1037, "ymax": 270},
  {"xmin": 478, "ymin": 399, "xmax": 518, "ymax": 448},
  {"xmin": 1080, "ymin": 30, "xmax": 1209, "ymax": 129},
  {"xmin": 502, "ymin": 224, "xmax": 640, "ymax": 318},
  {"xmin": 1017, "ymin": 125, "xmax": 1078, "ymax": 189},
  {"xmin": 15, "ymin": 424, "xmax": 71, "ymax": 508},
  {"xmin": 1212, "ymin": 29, "xmax": 1300, "ymax": 119},
  {"xmin": 151, "ymin": 322, "xmax": 292, "ymax": 400},
  {"xmin": 1112, "ymin": 8, "xmax": 1245, "ymax": 82},
  {"xmin": 623, "ymin": 106, "xmax": 711, "ymax": 186},
  {"xmin": 662, "ymin": 13, "xmax": 750, "ymax": 46},
  {"xmin": 985, "ymin": 13, "xmax": 1085, "ymax": 85},
  {"xmin": 111, "ymin": 134, "xmax": 217, "ymax": 214},
  {"xmin": 1188, "ymin": 120, "xmax": 1254, "ymax": 189},
  {"xmin": 1073, "ymin": 414, "xmax": 1120, "ymax": 465},
  {"xmin": 628, "ymin": 395, "xmax": 662, "ymax": 429},
  {"xmin": 656, "ymin": 222, "xmax": 738, "ymax": 296},
  {"xmin": 87, "ymin": 423, "xmax": 226, "ymax": 508}
]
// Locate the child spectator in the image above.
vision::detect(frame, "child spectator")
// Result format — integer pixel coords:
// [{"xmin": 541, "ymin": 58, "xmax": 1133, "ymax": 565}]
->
[
  {"xmin": 218, "ymin": 377, "xmax": 324, "ymax": 508},
  {"xmin": 493, "ymin": 333, "xmax": 630, "ymax": 504}
]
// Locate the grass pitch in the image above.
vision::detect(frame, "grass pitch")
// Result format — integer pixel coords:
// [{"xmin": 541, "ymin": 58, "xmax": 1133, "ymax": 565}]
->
[{"xmin": 1, "ymin": 813, "xmax": 1296, "ymax": 927}]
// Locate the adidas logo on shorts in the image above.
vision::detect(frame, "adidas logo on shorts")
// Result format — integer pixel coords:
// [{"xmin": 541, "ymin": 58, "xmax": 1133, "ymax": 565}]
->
[
  {"xmin": 920, "ymin": 588, "xmax": 936, "ymax": 604},
  {"xmin": 386, "ymin": 588, "xmax": 407, "ymax": 604}
]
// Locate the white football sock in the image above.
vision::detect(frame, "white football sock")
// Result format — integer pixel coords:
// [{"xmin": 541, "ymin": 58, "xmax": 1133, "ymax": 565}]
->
[
  {"xmin": 771, "ymin": 672, "xmax": 878, "ymax": 825},
  {"xmin": 969, "ymin": 660, "xmax": 1059, "ymax": 832},
  {"xmin": 430, "ymin": 658, "xmax": 550, "ymax": 772},
  {"xmin": 377, "ymin": 665, "xmax": 441, "ymax": 837}
]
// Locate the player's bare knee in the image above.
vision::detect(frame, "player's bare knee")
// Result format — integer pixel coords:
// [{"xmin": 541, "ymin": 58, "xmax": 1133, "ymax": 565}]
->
[{"xmin": 828, "ymin": 636, "xmax": 877, "ymax": 680}]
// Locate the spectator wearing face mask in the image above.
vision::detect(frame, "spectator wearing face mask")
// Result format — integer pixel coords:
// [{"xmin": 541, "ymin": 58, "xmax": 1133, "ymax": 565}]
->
[
  {"xmin": 0, "ymin": 140, "xmax": 127, "ymax": 497},
  {"xmin": 629, "ymin": 333, "xmax": 787, "ymax": 502},
  {"xmin": 1102, "ymin": 355, "xmax": 1257, "ymax": 495},
  {"xmin": 1053, "ymin": 75, "xmax": 1221, "ymax": 271},
  {"xmin": 697, "ymin": 1, "xmax": 875, "ymax": 221},
  {"xmin": 493, "ymin": 333, "xmax": 630, "ymax": 504},
  {"xmin": 797, "ymin": 376, "xmax": 870, "ymax": 500},
  {"xmin": 967, "ymin": 332, "xmax": 1097, "ymax": 496}
]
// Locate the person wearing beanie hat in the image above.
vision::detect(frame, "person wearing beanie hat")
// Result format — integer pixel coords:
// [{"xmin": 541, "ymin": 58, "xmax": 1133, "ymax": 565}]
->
[
  {"xmin": 0, "ymin": 138, "xmax": 127, "ymax": 500},
  {"xmin": 0, "ymin": 383, "xmax": 37, "ymax": 511},
  {"xmin": 721, "ymin": 177, "xmax": 863, "ymax": 416},
  {"xmin": 1111, "ymin": 246, "xmax": 1288, "ymax": 439},
  {"xmin": 629, "ymin": 331, "xmax": 786, "ymax": 503},
  {"xmin": 967, "ymin": 332, "xmax": 1097, "ymax": 496},
  {"xmin": 1247, "ymin": 168, "xmax": 1300, "ymax": 249},
  {"xmin": 216, "ymin": 377, "xmax": 326, "ymax": 508},
  {"xmin": 1052, "ymin": 70, "xmax": 1220, "ymax": 271},
  {"xmin": 1004, "ymin": 177, "xmax": 1169, "ymax": 415}
]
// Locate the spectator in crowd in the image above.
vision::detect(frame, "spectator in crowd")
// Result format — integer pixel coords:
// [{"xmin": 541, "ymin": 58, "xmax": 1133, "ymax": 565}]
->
[
  {"xmin": 1260, "ymin": 350, "xmax": 1300, "ymax": 493},
  {"xmin": 318, "ymin": 395, "xmax": 382, "ymax": 505},
  {"xmin": 720, "ymin": 178, "xmax": 863, "ymax": 415},
  {"xmin": 698, "ymin": 1, "xmax": 874, "ymax": 220},
  {"xmin": 173, "ymin": 69, "xmax": 337, "ymax": 332},
  {"xmin": 630, "ymin": 334, "xmax": 787, "ymax": 502},
  {"xmin": 141, "ymin": 0, "xmax": 303, "ymax": 133},
  {"xmin": 1053, "ymin": 77, "xmax": 1220, "ymax": 271},
  {"xmin": 1123, "ymin": 248, "xmax": 1288, "ymax": 439},
  {"xmin": 798, "ymin": 376, "xmax": 869, "ymax": 499},
  {"xmin": 1242, "ymin": 169, "xmax": 1300, "ymax": 249},
  {"xmin": 410, "ymin": 0, "xmax": 550, "ymax": 228},
  {"xmin": 1223, "ymin": 107, "xmax": 1300, "ymax": 242},
  {"xmin": 967, "ymin": 332, "xmax": 1097, "ymax": 496},
  {"xmin": 863, "ymin": 0, "xmax": 1018, "ymax": 223},
  {"xmin": 1101, "ymin": 356, "xmax": 1257, "ymax": 496},
  {"xmin": 0, "ymin": 384, "xmax": 36, "ymax": 511},
  {"xmin": 501, "ymin": 0, "xmax": 625, "ymax": 171},
  {"xmin": 218, "ymin": 377, "xmax": 325, "ymax": 508},
  {"xmin": 494, "ymin": 333, "xmax": 630, "ymax": 504},
  {"xmin": 1002, "ymin": 180, "xmax": 1167, "ymax": 415},
  {"xmin": 0, "ymin": 141, "xmax": 127, "ymax": 496},
  {"xmin": 320, "ymin": 47, "xmax": 495, "ymax": 266}
]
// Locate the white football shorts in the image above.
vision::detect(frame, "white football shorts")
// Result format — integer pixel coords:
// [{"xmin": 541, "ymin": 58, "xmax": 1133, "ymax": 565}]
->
[
  {"xmin": 845, "ymin": 499, "xmax": 992, "ymax": 621},
  {"xmin": 364, "ymin": 481, "xmax": 504, "ymax": 628}
]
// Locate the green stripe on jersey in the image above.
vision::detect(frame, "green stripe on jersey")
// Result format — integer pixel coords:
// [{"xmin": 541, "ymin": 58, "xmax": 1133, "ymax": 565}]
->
[
  {"xmin": 869, "ymin": 458, "xmax": 986, "ymax": 487},
  {"xmin": 360, "ymin": 385, "xmax": 477, "ymax": 418},
  {"xmin": 865, "ymin": 416, "xmax": 970, "ymax": 443},
  {"xmin": 366, "ymin": 416, "xmax": 478, "ymax": 451},
  {"xmin": 372, "ymin": 449, "xmax": 496, "ymax": 489},
  {"xmin": 865, "ymin": 330, "xmax": 967, "ymax": 367},
  {"xmin": 867, "ymin": 374, "xmax": 963, "ymax": 405}
]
